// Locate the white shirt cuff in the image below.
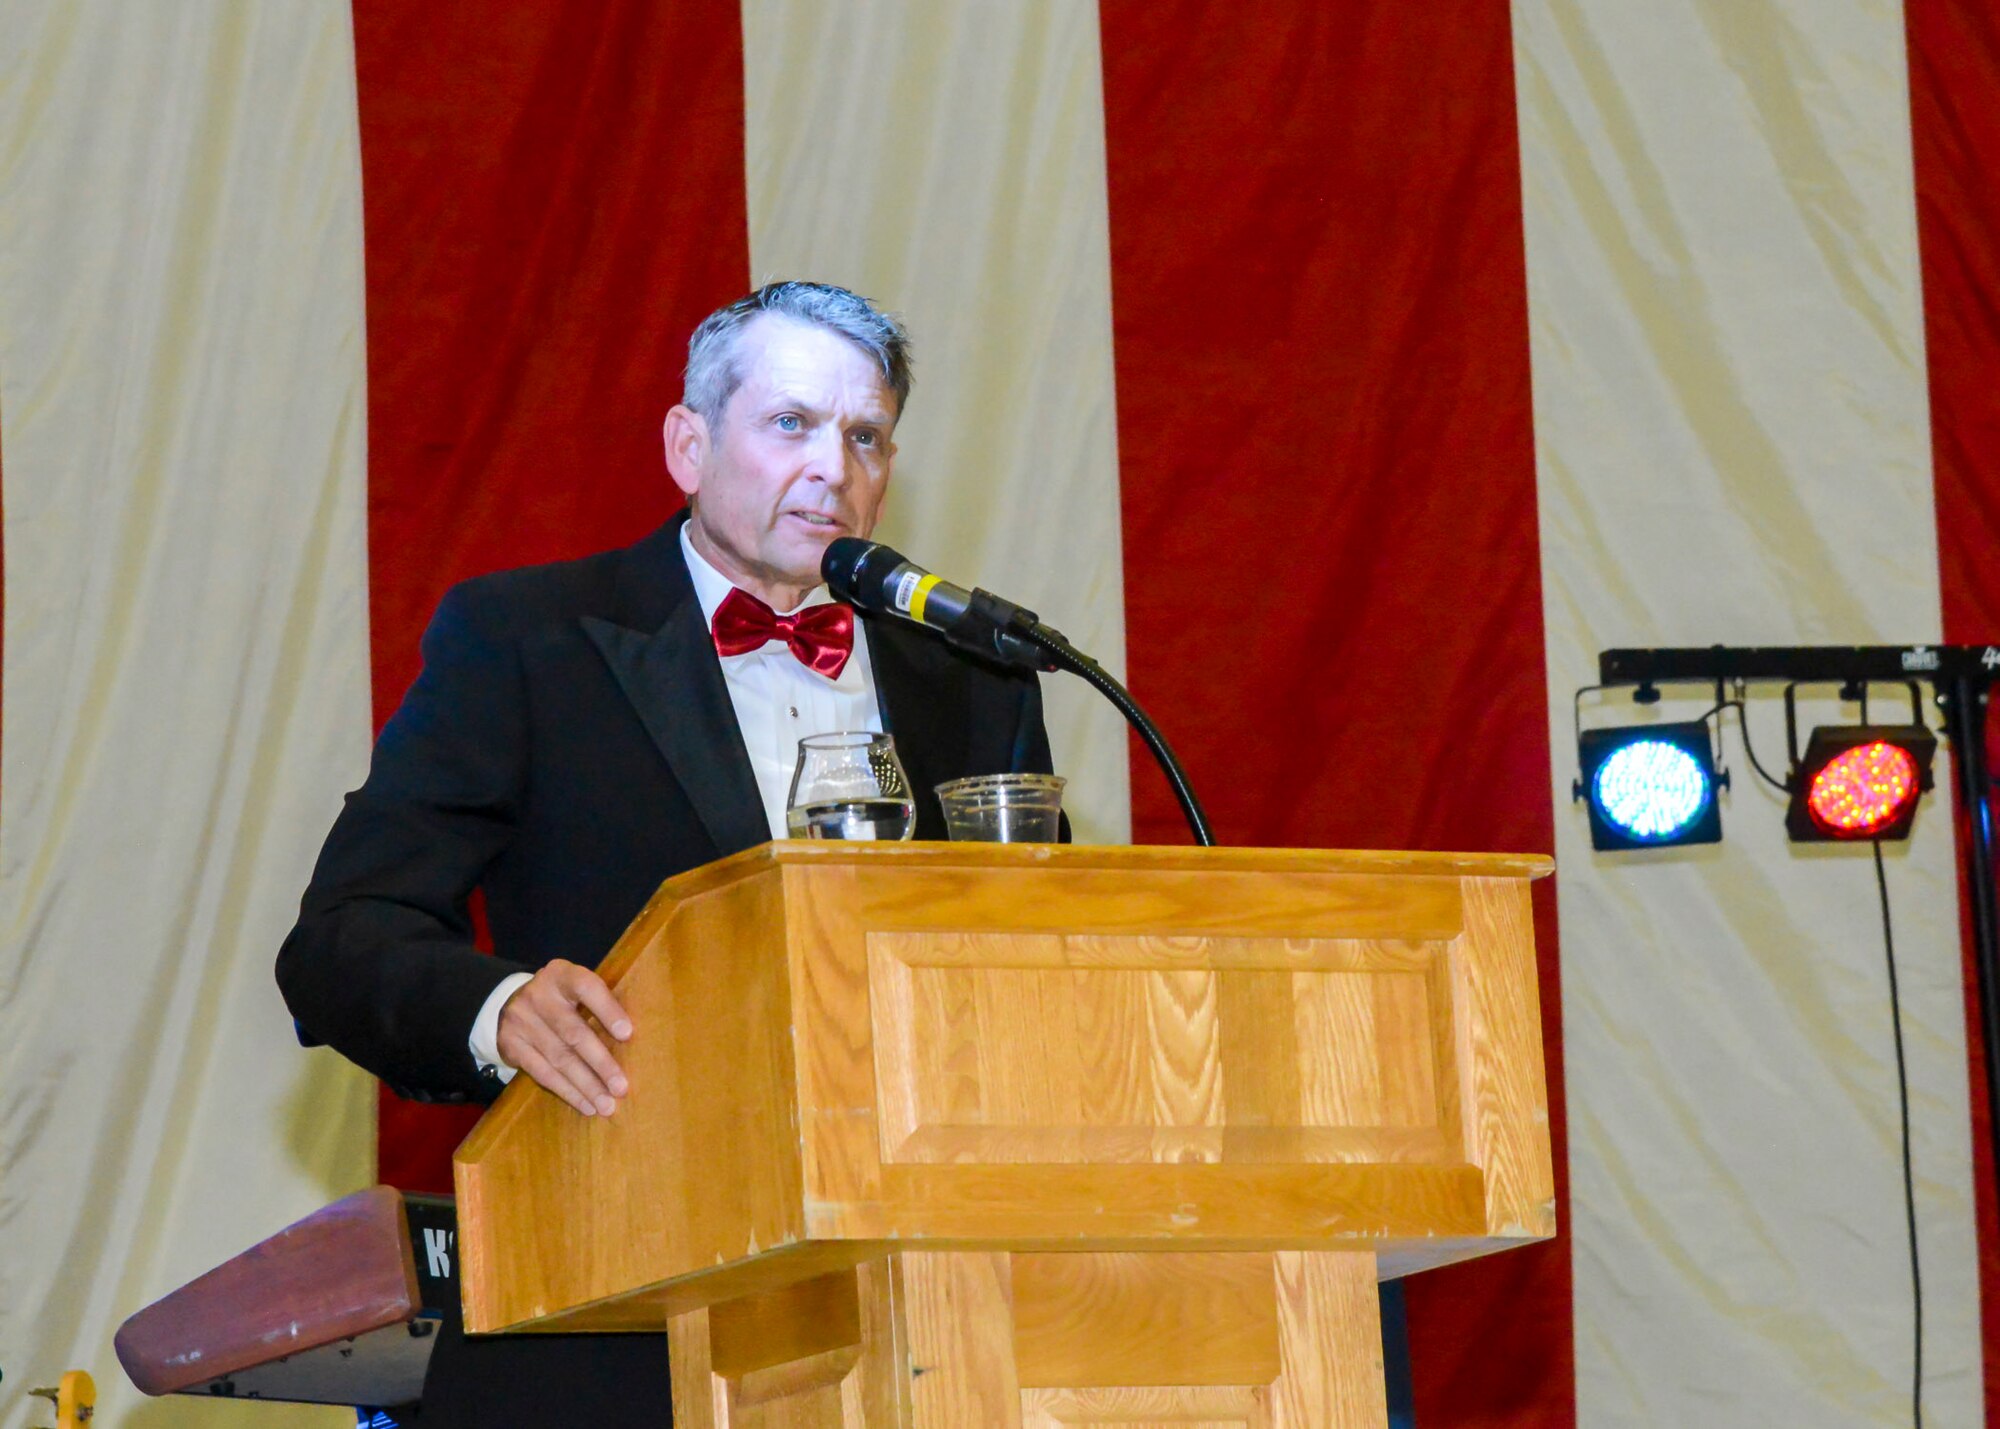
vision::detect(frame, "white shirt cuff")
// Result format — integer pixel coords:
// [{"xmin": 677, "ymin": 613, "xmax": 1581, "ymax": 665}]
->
[{"xmin": 470, "ymin": 971, "xmax": 536, "ymax": 1084}]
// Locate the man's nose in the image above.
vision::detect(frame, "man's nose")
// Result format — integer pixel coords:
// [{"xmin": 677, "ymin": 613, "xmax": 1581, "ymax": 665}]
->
[{"xmin": 802, "ymin": 426, "xmax": 854, "ymax": 487}]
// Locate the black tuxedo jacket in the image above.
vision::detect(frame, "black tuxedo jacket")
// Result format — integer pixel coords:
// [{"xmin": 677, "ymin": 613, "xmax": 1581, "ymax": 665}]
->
[
  {"xmin": 278, "ymin": 511, "xmax": 1056, "ymax": 1104},
  {"xmin": 274, "ymin": 513, "xmax": 1055, "ymax": 1427}
]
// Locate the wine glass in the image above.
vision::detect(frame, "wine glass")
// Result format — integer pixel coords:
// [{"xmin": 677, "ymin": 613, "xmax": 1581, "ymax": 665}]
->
[{"xmin": 786, "ymin": 732, "xmax": 917, "ymax": 840}]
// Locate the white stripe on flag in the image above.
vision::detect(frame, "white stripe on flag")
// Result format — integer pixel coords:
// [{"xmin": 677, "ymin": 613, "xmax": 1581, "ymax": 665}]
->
[
  {"xmin": 0, "ymin": 2, "xmax": 376, "ymax": 1420},
  {"xmin": 740, "ymin": 0, "xmax": 1132, "ymax": 844},
  {"xmin": 1514, "ymin": 0, "xmax": 1983, "ymax": 1421}
]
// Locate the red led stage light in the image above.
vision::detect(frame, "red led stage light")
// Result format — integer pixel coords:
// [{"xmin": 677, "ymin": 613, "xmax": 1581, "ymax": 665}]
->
[
  {"xmin": 1785, "ymin": 725, "xmax": 1936, "ymax": 843},
  {"xmin": 1805, "ymin": 740, "xmax": 1921, "ymax": 837}
]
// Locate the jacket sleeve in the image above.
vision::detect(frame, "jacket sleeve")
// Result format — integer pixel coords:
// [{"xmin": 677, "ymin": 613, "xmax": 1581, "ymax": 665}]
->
[{"xmin": 276, "ymin": 582, "xmax": 537, "ymax": 1103}]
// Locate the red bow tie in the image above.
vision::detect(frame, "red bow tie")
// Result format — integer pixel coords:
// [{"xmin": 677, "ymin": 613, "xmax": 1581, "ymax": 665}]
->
[{"xmin": 710, "ymin": 587, "xmax": 855, "ymax": 679}]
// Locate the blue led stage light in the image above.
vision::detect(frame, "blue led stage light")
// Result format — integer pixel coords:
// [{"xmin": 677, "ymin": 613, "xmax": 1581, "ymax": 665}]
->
[
  {"xmin": 1593, "ymin": 740, "xmax": 1709, "ymax": 839},
  {"xmin": 1574, "ymin": 720, "xmax": 1725, "ymax": 851}
]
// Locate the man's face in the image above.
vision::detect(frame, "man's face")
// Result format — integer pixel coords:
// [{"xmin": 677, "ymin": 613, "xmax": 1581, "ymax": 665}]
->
[{"xmin": 668, "ymin": 315, "xmax": 898, "ymax": 606}]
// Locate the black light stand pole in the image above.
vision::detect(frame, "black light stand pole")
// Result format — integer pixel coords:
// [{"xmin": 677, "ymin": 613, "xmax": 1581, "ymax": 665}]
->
[{"xmin": 1943, "ymin": 674, "xmax": 2000, "ymax": 1175}]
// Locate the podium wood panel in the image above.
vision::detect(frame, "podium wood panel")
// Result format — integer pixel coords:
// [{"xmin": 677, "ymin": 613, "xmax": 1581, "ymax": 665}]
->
[
  {"xmin": 662, "ymin": 1248, "xmax": 1388, "ymax": 1427},
  {"xmin": 456, "ymin": 842, "xmax": 1554, "ymax": 1363}
]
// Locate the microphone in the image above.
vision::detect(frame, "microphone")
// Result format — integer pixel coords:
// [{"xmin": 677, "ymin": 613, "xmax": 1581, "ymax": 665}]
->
[
  {"xmin": 822, "ymin": 538, "xmax": 1054, "ymax": 671},
  {"xmin": 821, "ymin": 536, "xmax": 1217, "ymax": 846}
]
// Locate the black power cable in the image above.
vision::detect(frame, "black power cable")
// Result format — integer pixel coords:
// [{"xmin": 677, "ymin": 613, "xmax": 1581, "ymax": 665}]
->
[
  {"xmin": 1717, "ymin": 683, "xmax": 1923, "ymax": 1424},
  {"xmin": 1715, "ymin": 692, "xmax": 1790, "ymax": 795},
  {"xmin": 1589, "ymin": 662, "xmax": 1945, "ymax": 1427},
  {"xmin": 1872, "ymin": 840, "xmax": 1923, "ymax": 1429}
]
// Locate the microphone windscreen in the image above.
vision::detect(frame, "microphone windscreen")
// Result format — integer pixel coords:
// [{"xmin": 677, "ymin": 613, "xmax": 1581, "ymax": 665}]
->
[
  {"xmin": 823, "ymin": 537, "xmax": 910, "ymax": 612},
  {"xmin": 821, "ymin": 537, "xmax": 875, "ymax": 603}
]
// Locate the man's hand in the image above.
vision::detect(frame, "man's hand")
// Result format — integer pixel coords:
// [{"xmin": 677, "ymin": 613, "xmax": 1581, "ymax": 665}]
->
[{"xmin": 495, "ymin": 960, "xmax": 633, "ymax": 1116}]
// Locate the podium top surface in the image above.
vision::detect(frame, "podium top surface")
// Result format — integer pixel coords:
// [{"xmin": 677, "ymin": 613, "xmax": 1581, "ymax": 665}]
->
[{"xmin": 670, "ymin": 839, "xmax": 1553, "ymax": 882}]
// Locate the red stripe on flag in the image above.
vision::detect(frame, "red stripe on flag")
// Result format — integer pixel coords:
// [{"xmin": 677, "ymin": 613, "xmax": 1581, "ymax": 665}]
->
[
  {"xmin": 352, "ymin": 0, "xmax": 749, "ymax": 1191},
  {"xmin": 1098, "ymin": 3, "xmax": 1572, "ymax": 1421},
  {"xmin": 1908, "ymin": 1, "xmax": 2000, "ymax": 1412}
]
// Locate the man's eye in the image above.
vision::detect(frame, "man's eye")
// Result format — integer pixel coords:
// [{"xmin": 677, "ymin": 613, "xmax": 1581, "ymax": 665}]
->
[
  {"xmin": 852, "ymin": 429, "xmax": 877, "ymax": 448},
  {"xmin": 775, "ymin": 414, "xmax": 801, "ymax": 432}
]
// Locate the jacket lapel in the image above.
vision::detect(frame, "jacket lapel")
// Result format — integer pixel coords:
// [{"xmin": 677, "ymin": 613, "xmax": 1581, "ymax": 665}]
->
[
  {"xmin": 864, "ymin": 615, "xmax": 970, "ymax": 841},
  {"xmin": 584, "ymin": 517, "xmax": 977, "ymax": 849},
  {"xmin": 582, "ymin": 519, "xmax": 770, "ymax": 858}
]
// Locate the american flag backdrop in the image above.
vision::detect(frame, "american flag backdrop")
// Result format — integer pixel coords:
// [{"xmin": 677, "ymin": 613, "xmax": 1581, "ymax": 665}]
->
[{"xmin": 3, "ymin": 2, "xmax": 1997, "ymax": 1425}]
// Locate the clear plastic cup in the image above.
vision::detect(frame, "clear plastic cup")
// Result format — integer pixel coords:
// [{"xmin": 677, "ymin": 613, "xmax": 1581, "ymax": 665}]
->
[{"xmin": 934, "ymin": 773, "xmax": 1067, "ymax": 843}]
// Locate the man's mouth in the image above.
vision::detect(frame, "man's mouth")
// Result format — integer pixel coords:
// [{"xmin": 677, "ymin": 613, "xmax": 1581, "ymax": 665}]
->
[{"xmin": 786, "ymin": 511, "xmax": 842, "ymax": 530}]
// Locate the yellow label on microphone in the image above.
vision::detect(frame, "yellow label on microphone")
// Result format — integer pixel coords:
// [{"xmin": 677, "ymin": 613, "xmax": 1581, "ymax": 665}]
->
[{"xmin": 905, "ymin": 573, "xmax": 943, "ymax": 623}]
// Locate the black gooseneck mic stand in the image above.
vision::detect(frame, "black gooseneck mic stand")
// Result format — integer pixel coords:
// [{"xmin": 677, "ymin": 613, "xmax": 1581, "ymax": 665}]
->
[
  {"xmin": 1005, "ymin": 617, "xmax": 1216, "ymax": 849},
  {"xmin": 822, "ymin": 539, "xmax": 1215, "ymax": 846}
]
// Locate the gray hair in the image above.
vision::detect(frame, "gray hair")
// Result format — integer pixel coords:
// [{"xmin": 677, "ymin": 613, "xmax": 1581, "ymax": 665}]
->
[{"xmin": 683, "ymin": 281, "xmax": 913, "ymax": 428}]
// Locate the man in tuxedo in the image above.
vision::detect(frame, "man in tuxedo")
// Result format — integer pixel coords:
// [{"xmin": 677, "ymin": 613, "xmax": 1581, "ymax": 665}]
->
[{"xmin": 276, "ymin": 281, "xmax": 1057, "ymax": 1424}]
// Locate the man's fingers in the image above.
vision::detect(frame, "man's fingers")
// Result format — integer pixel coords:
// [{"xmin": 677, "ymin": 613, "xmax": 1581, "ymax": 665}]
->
[
  {"xmin": 496, "ymin": 964, "xmax": 633, "ymax": 1115},
  {"xmin": 540, "ymin": 1036, "xmax": 618, "ymax": 1116},
  {"xmin": 512, "ymin": 1045, "xmax": 601, "ymax": 1118},
  {"xmin": 554, "ymin": 1016, "xmax": 628, "ymax": 1103},
  {"xmin": 561, "ymin": 967, "xmax": 634, "ymax": 1042}
]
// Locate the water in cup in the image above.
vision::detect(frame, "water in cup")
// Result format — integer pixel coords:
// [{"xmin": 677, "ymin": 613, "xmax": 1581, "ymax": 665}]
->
[
  {"xmin": 788, "ymin": 732, "xmax": 918, "ymax": 842},
  {"xmin": 786, "ymin": 797, "xmax": 915, "ymax": 841}
]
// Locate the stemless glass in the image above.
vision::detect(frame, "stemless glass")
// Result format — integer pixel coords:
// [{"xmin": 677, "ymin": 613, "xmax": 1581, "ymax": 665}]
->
[
  {"xmin": 934, "ymin": 773, "xmax": 1066, "ymax": 843},
  {"xmin": 785, "ymin": 732, "xmax": 917, "ymax": 841}
]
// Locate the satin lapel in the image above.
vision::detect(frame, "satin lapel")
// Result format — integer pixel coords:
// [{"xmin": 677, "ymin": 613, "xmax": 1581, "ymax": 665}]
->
[
  {"xmin": 864, "ymin": 616, "xmax": 970, "ymax": 841},
  {"xmin": 583, "ymin": 579, "xmax": 769, "ymax": 859}
]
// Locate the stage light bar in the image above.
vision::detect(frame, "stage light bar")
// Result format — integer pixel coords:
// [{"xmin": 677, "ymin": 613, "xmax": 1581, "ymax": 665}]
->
[
  {"xmin": 1786, "ymin": 725, "xmax": 1936, "ymax": 842},
  {"xmin": 1575, "ymin": 721, "xmax": 1724, "ymax": 851}
]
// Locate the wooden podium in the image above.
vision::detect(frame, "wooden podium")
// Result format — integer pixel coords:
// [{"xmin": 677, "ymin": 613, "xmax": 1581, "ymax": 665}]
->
[{"xmin": 455, "ymin": 843, "xmax": 1554, "ymax": 1426}]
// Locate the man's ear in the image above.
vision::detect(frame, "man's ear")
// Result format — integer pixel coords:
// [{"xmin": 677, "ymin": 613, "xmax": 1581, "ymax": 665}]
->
[{"xmin": 663, "ymin": 405, "xmax": 708, "ymax": 499}]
